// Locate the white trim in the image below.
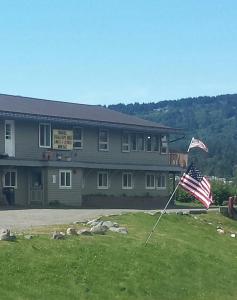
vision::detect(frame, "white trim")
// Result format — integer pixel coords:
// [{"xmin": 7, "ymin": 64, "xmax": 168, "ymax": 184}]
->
[
  {"xmin": 5, "ymin": 120, "xmax": 15, "ymax": 157},
  {"xmin": 145, "ymin": 173, "xmax": 156, "ymax": 190},
  {"xmin": 156, "ymin": 173, "xmax": 167, "ymax": 190},
  {"xmin": 39, "ymin": 123, "xmax": 51, "ymax": 148},
  {"xmin": 122, "ymin": 172, "xmax": 133, "ymax": 189},
  {"xmin": 73, "ymin": 127, "xmax": 83, "ymax": 149},
  {"xmin": 59, "ymin": 169, "xmax": 72, "ymax": 189},
  {"xmin": 97, "ymin": 171, "xmax": 109, "ymax": 189},
  {"xmin": 98, "ymin": 129, "xmax": 109, "ymax": 152},
  {"xmin": 121, "ymin": 132, "xmax": 130, "ymax": 152},
  {"xmin": 3, "ymin": 169, "xmax": 17, "ymax": 189}
]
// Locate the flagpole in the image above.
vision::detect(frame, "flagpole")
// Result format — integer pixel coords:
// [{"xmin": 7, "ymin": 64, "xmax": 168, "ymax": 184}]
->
[{"xmin": 145, "ymin": 182, "xmax": 180, "ymax": 246}]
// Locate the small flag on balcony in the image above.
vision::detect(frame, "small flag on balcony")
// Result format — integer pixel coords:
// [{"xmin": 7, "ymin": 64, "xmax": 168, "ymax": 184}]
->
[
  {"xmin": 180, "ymin": 163, "xmax": 213, "ymax": 209},
  {"xmin": 187, "ymin": 137, "xmax": 208, "ymax": 152}
]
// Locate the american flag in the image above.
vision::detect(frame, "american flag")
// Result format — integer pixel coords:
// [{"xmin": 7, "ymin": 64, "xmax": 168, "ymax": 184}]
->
[
  {"xmin": 179, "ymin": 164, "xmax": 213, "ymax": 209},
  {"xmin": 187, "ymin": 137, "xmax": 208, "ymax": 152}
]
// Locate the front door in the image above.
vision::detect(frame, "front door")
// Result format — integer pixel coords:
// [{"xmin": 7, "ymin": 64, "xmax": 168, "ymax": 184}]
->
[{"xmin": 5, "ymin": 120, "xmax": 15, "ymax": 157}]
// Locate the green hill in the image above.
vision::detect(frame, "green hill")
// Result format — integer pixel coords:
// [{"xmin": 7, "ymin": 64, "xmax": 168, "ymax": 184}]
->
[
  {"xmin": 0, "ymin": 212, "xmax": 236, "ymax": 299},
  {"xmin": 109, "ymin": 94, "xmax": 237, "ymax": 177}
]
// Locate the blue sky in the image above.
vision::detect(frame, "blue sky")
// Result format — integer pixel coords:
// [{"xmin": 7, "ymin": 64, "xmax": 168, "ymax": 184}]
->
[{"xmin": 0, "ymin": 0, "xmax": 236, "ymax": 105}]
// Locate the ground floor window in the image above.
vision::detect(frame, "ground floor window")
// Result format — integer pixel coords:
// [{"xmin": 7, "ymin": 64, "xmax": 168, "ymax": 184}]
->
[
  {"xmin": 3, "ymin": 170, "xmax": 17, "ymax": 188},
  {"xmin": 157, "ymin": 173, "xmax": 167, "ymax": 189},
  {"xmin": 145, "ymin": 173, "xmax": 156, "ymax": 189},
  {"xmin": 59, "ymin": 170, "xmax": 72, "ymax": 188},
  {"xmin": 97, "ymin": 171, "xmax": 109, "ymax": 189},
  {"xmin": 122, "ymin": 172, "xmax": 133, "ymax": 189}
]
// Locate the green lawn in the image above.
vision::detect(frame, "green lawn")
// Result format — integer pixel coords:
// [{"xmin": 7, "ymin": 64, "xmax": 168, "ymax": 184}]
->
[{"xmin": 0, "ymin": 212, "xmax": 237, "ymax": 300}]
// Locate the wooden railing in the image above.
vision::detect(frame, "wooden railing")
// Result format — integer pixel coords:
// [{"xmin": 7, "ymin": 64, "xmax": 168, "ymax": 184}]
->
[{"xmin": 169, "ymin": 153, "xmax": 188, "ymax": 168}]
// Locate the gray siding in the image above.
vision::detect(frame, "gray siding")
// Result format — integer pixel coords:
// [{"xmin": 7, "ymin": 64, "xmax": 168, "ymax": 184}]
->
[
  {"xmin": 9, "ymin": 119, "xmax": 169, "ymax": 166},
  {"xmin": 82, "ymin": 169, "xmax": 169, "ymax": 198},
  {"xmin": 46, "ymin": 168, "xmax": 82, "ymax": 206}
]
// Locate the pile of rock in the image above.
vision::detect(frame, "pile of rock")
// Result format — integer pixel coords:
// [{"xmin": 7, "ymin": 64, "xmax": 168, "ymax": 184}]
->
[
  {"xmin": 0, "ymin": 228, "xmax": 16, "ymax": 241},
  {"xmin": 51, "ymin": 219, "xmax": 128, "ymax": 239}
]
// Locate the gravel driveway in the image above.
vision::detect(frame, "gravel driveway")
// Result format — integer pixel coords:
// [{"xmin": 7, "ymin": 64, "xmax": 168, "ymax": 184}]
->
[
  {"xmin": 0, "ymin": 207, "xmax": 213, "ymax": 231},
  {"xmin": 0, "ymin": 209, "xmax": 149, "ymax": 231}
]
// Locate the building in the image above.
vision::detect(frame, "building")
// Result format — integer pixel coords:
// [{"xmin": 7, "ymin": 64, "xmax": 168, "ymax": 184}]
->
[{"xmin": 0, "ymin": 94, "xmax": 186, "ymax": 208}]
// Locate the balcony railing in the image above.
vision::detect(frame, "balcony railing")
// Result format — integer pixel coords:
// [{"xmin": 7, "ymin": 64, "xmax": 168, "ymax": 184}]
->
[{"xmin": 169, "ymin": 153, "xmax": 188, "ymax": 168}]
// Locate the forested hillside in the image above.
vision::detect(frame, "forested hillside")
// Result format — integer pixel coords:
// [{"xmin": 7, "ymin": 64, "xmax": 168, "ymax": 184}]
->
[{"xmin": 109, "ymin": 94, "xmax": 237, "ymax": 178}]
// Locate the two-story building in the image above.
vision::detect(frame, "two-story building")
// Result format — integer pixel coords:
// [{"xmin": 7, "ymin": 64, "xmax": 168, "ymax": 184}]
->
[{"xmin": 0, "ymin": 94, "xmax": 186, "ymax": 208}]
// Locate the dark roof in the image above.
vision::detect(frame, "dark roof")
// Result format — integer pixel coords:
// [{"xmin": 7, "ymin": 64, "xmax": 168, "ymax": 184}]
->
[{"xmin": 0, "ymin": 94, "xmax": 181, "ymax": 132}]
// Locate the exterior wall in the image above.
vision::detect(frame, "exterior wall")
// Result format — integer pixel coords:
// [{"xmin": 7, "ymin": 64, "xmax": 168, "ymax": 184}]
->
[
  {"xmin": 46, "ymin": 167, "xmax": 82, "ymax": 206},
  {"xmin": 82, "ymin": 169, "xmax": 170, "ymax": 208},
  {"xmin": 0, "ymin": 119, "xmax": 169, "ymax": 166},
  {"xmin": 0, "ymin": 167, "xmax": 28, "ymax": 206}
]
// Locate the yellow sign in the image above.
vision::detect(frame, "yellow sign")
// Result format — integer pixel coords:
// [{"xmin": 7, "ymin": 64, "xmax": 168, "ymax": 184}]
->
[{"xmin": 53, "ymin": 129, "xmax": 73, "ymax": 150}]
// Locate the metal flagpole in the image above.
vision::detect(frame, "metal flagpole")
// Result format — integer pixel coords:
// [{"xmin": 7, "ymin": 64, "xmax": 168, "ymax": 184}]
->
[{"xmin": 145, "ymin": 182, "xmax": 180, "ymax": 246}]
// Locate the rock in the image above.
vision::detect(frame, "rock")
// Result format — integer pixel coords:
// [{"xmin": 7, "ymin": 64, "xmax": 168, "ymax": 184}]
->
[
  {"xmin": 0, "ymin": 228, "xmax": 11, "ymax": 241},
  {"xmin": 77, "ymin": 229, "xmax": 92, "ymax": 236},
  {"xmin": 87, "ymin": 219, "xmax": 102, "ymax": 227},
  {"xmin": 24, "ymin": 235, "xmax": 33, "ymax": 240},
  {"xmin": 230, "ymin": 233, "xmax": 236, "ymax": 238},
  {"xmin": 208, "ymin": 222, "xmax": 212, "ymax": 225},
  {"xmin": 51, "ymin": 231, "xmax": 65, "ymax": 240},
  {"xmin": 66, "ymin": 228, "xmax": 78, "ymax": 235},
  {"xmin": 90, "ymin": 224, "xmax": 108, "ymax": 234},
  {"xmin": 73, "ymin": 220, "xmax": 88, "ymax": 225},
  {"xmin": 109, "ymin": 227, "xmax": 128, "ymax": 234},
  {"xmin": 182, "ymin": 211, "xmax": 190, "ymax": 215},
  {"xmin": 176, "ymin": 211, "xmax": 184, "ymax": 215},
  {"xmin": 217, "ymin": 228, "xmax": 225, "ymax": 234},
  {"xmin": 101, "ymin": 221, "xmax": 115, "ymax": 229}
]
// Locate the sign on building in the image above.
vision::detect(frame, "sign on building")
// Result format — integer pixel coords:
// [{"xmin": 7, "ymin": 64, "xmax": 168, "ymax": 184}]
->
[{"xmin": 53, "ymin": 129, "xmax": 73, "ymax": 150}]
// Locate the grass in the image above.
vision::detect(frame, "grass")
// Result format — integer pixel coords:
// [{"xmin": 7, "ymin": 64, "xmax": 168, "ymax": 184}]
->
[{"xmin": 0, "ymin": 212, "xmax": 237, "ymax": 300}]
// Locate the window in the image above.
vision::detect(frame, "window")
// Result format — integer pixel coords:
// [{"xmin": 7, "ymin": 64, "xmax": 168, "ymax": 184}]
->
[
  {"xmin": 122, "ymin": 173, "xmax": 133, "ymax": 189},
  {"xmin": 97, "ymin": 171, "xmax": 109, "ymax": 189},
  {"xmin": 161, "ymin": 135, "xmax": 168, "ymax": 154},
  {"xmin": 59, "ymin": 170, "xmax": 72, "ymax": 188},
  {"xmin": 137, "ymin": 134, "xmax": 144, "ymax": 151},
  {"xmin": 39, "ymin": 123, "xmax": 51, "ymax": 148},
  {"xmin": 73, "ymin": 127, "xmax": 83, "ymax": 149},
  {"xmin": 157, "ymin": 174, "xmax": 166, "ymax": 189},
  {"xmin": 145, "ymin": 135, "xmax": 152, "ymax": 151},
  {"xmin": 5, "ymin": 123, "xmax": 11, "ymax": 140},
  {"xmin": 152, "ymin": 136, "xmax": 160, "ymax": 152},
  {"xmin": 3, "ymin": 170, "xmax": 17, "ymax": 188},
  {"xmin": 146, "ymin": 173, "xmax": 155, "ymax": 189},
  {"xmin": 99, "ymin": 130, "xmax": 109, "ymax": 151},
  {"xmin": 131, "ymin": 134, "xmax": 137, "ymax": 151},
  {"xmin": 122, "ymin": 133, "xmax": 130, "ymax": 152}
]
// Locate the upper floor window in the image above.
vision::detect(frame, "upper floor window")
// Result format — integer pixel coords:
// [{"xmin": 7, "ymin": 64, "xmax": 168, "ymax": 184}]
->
[
  {"xmin": 99, "ymin": 129, "xmax": 109, "ymax": 151},
  {"xmin": 59, "ymin": 170, "xmax": 72, "ymax": 189},
  {"xmin": 145, "ymin": 173, "xmax": 155, "ymax": 189},
  {"xmin": 73, "ymin": 127, "xmax": 83, "ymax": 149},
  {"xmin": 3, "ymin": 170, "xmax": 17, "ymax": 188},
  {"xmin": 122, "ymin": 132, "xmax": 130, "ymax": 152},
  {"xmin": 97, "ymin": 171, "xmax": 109, "ymax": 189},
  {"xmin": 157, "ymin": 173, "xmax": 166, "ymax": 189},
  {"xmin": 122, "ymin": 172, "xmax": 133, "ymax": 189},
  {"xmin": 161, "ymin": 135, "xmax": 168, "ymax": 154},
  {"xmin": 39, "ymin": 123, "xmax": 51, "ymax": 148},
  {"xmin": 131, "ymin": 133, "xmax": 144, "ymax": 151}
]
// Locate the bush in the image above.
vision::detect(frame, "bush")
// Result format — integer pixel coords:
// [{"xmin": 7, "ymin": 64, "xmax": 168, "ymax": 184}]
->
[{"xmin": 211, "ymin": 181, "xmax": 232, "ymax": 206}]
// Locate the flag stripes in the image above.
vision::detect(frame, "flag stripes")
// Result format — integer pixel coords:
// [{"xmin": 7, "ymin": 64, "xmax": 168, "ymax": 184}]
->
[{"xmin": 179, "ymin": 164, "xmax": 213, "ymax": 209}]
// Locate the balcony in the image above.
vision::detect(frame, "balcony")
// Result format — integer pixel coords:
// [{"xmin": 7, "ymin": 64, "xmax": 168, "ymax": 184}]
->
[{"xmin": 169, "ymin": 153, "xmax": 188, "ymax": 169}]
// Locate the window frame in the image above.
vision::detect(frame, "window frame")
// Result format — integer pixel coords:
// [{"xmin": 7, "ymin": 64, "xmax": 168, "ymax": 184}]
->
[
  {"xmin": 122, "ymin": 172, "xmax": 133, "ymax": 189},
  {"xmin": 145, "ymin": 173, "xmax": 156, "ymax": 189},
  {"xmin": 59, "ymin": 170, "xmax": 72, "ymax": 189},
  {"xmin": 121, "ymin": 132, "xmax": 130, "ymax": 152},
  {"xmin": 156, "ymin": 173, "xmax": 167, "ymax": 189},
  {"xmin": 73, "ymin": 127, "xmax": 83, "ymax": 149},
  {"xmin": 161, "ymin": 135, "xmax": 168, "ymax": 154},
  {"xmin": 3, "ymin": 170, "xmax": 17, "ymax": 188},
  {"xmin": 97, "ymin": 171, "xmax": 109, "ymax": 189},
  {"xmin": 39, "ymin": 123, "xmax": 51, "ymax": 148},
  {"xmin": 98, "ymin": 129, "xmax": 109, "ymax": 152}
]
